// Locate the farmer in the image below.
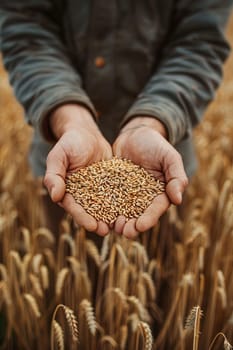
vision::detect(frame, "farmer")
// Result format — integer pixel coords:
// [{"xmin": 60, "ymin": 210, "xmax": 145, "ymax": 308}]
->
[{"xmin": 0, "ymin": 1, "xmax": 232, "ymax": 238}]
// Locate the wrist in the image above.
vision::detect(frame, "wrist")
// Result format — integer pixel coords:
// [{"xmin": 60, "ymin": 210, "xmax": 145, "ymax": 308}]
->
[
  {"xmin": 122, "ymin": 116, "xmax": 168, "ymax": 139},
  {"xmin": 49, "ymin": 104, "xmax": 98, "ymax": 139}
]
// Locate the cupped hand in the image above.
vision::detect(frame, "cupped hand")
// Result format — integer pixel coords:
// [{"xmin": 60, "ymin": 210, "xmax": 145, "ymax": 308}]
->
[
  {"xmin": 43, "ymin": 104, "xmax": 112, "ymax": 236},
  {"xmin": 113, "ymin": 117, "xmax": 188, "ymax": 238}
]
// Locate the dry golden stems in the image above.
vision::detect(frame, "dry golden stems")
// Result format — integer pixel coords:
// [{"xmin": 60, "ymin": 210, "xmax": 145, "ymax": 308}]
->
[
  {"xmin": 185, "ymin": 306, "xmax": 203, "ymax": 350},
  {"xmin": 208, "ymin": 332, "xmax": 233, "ymax": 350},
  {"xmin": 66, "ymin": 158, "xmax": 165, "ymax": 224}
]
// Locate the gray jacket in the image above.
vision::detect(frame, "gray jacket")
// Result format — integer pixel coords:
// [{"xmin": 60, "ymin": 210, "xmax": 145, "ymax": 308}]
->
[{"xmin": 0, "ymin": 0, "xmax": 232, "ymax": 176}]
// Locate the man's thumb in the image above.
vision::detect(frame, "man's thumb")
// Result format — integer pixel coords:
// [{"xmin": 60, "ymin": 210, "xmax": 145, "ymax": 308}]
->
[{"xmin": 43, "ymin": 173, "xmax": 65, "ymax": 202}]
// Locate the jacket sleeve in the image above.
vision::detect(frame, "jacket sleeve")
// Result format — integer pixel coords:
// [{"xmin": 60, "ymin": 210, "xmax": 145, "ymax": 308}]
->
[
  {"xmin": 0, "ymin": 1, "xmax": 97, "ymax": 140},
  {"xmin": 123, "ymin": 1, "xmax": 232, "ymax": 146}
]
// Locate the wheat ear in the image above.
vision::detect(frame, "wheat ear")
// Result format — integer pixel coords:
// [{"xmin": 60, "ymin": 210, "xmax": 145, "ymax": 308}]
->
[
  {"xmin": 23, "ymin": 293, "xmax": 41, "ymax": 318},
  {"xmin": 138, "ymin": 321, "xmax": 153, "ymax": 350},
  {"xmin": 185, "ymin": 306, "xmax": 203, "ymax": 350},
  {"xmin": 51, "ymin": 304, "xmax": 78, "ymax": 350},
  {"xmin": 52, "ymin": 320, "xmax": 64, "ymax": 350},
  {"xmin": 79, "ymin": 299, "xmax": 97, "ymax": 336}
]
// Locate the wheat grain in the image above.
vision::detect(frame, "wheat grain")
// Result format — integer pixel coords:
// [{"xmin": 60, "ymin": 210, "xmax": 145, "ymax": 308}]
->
[{"xmin": 66, "ymin": 157, "xmax": 165, "ymax": 224}]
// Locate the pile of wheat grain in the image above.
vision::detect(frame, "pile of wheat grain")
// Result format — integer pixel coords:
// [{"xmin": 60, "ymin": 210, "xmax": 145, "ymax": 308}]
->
[
  {"xmin": 66, "ymin": 158, "xmax": 165, "ymax": 224},
  {"xmin": 0, "ymin": 13, "xmax": 233, "ymax": 350}
]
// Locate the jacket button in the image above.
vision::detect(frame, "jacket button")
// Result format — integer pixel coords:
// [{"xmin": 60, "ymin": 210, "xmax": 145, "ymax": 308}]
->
[
  {"xmin": 96, "ymin": 110, "xmax": 101, "ymax": 119},
  {"xmin": 94, "ymin": 56, "xmax": 105, "ymax": 68}
]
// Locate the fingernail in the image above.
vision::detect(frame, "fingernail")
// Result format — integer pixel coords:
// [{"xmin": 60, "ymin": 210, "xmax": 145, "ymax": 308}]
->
[
  {"xmin": 50, "ymin": 186, "xmax": 55, "ymax": 200},
  {"xmin": 177, "ymin": 192, "xmax": 182, "ymax": 203}
]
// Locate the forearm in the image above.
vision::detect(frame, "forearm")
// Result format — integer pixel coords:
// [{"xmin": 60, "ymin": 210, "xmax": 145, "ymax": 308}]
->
[
  {"xmin": 121, "ymin": 116, "xmax": 168, "ymax": 139},
  {"xmin": 122, "ymin": 1, "xmax": 232, "ymax": 145},
  {"xmin": 49, "ymin": 104, "xmax": 101, "ymax": 140},
  {"xmin": 0, "ymin": 2, "xmax": 97, "ymax": 140}
]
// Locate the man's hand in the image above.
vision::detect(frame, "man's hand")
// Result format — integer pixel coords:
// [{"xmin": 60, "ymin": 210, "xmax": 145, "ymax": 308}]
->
[
  {"xmin": 113, "ymin": 116, "xmax": 188, "ymax": 238},
  {"xmin": 43, "ymin": 104, "xmax": 112, "ymax": 236}
]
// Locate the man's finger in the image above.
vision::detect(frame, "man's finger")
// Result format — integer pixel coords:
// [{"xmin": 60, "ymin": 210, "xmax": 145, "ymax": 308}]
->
[
  {"xmin": 114, "ymin": 215, "xmax": 126, "ymax": 234},
  {"xmin": 44, "ymin": 172, "xmax": 65, "ymax": 202},
  {"xmin": 122, "ymin": 218, "xmax": 138, "ymax": 239},
  {"xmin": 163, "ymin": 151, "xmax": 188, "ymax": 204},
  {"xmin": 44, "ymin": 143, "xmax": 68, "ymax": 202},
  {"xmin": 135, "ymin": 193, "xmax": 170, "ymax": 232},
  {"xmin": 166, "ymin": 177, "xmax": 188, "ymax": 205},
  {"xmin": 61, "ymin": 193, "xmax": 98, "ymax": 232},
  {"xmin": 96, "ymin": 221, "xmax": 110, "ymax": 236}
]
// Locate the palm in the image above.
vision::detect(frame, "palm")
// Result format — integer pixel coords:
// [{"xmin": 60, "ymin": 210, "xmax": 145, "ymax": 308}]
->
[
  {"xmin": 112, "ymin": 126, "xmax": 188, "ymax": 238},
  {"xmin": 44, "ymin": 129, "xmax": 112, "ymax": 235},
  {"xmin": 61, "ymin": 130, "xmax": 110, "ymax": 170},
  {"xmin": 116, "ymin": 131, "xmax": 165, "ymax": 180}
]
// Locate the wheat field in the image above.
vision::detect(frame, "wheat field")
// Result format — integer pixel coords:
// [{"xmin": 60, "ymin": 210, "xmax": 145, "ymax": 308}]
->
[{"xmin": 0, "ymin": 13, "xmax": 233, "ymax": 350}]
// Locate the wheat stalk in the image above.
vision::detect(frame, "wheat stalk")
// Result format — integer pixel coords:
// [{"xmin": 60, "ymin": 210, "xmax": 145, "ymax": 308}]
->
[
  {"xmin": 209, "ymin": 332, "xmax": 233, "ymax": 350},
  {"xmin": 185, "ymin": 306, "xmax": 203, "ymax": 350}
]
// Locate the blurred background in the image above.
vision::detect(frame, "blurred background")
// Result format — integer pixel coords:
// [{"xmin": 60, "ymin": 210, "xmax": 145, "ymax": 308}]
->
[{"xmin": 0, "ymin": 11, "xmax": 233, "ymax": 350}]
